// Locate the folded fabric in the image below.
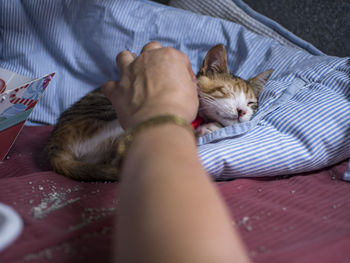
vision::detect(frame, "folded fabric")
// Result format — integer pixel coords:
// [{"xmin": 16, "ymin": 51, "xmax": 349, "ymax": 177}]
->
[
  {"xmin": 169, "ymin": 0, "xmax": 323, "ymax": 55},
  {"xmin": 0, "ymin": 0, "xmax": 349, "ymax": 180}
]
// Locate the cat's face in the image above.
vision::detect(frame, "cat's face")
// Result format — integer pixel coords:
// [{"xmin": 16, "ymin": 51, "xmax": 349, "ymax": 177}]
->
[{"xmin": 197, "ymin": 44, "xmax": 273, "ymax": 126}]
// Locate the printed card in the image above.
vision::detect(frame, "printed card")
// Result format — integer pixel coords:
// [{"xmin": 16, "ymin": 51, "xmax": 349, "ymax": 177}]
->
[{"xmin": 0, "ymin": 68, "xmax": 55, "ymax": 160}]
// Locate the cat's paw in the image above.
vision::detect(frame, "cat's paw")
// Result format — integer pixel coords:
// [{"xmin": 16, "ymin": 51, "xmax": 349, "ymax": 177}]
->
[{"xmin": 196, "ymin": 122, "xmax": 222, "ymax": 137}]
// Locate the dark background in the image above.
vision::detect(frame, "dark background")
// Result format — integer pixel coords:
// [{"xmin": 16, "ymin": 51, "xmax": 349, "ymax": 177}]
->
[{"xmin": 152, "ymin": 0, "xmax": 350, "ymax": 57}]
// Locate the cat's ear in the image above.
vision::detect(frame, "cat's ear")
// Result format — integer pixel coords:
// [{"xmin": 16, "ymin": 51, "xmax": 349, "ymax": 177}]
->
[
  {"xmin": 248, "ymin": 69, "xmax": 273, "ymax": 95},
  {"xmin": 198, "ymin": 44, "xmax": 229, "ymax": 77}
]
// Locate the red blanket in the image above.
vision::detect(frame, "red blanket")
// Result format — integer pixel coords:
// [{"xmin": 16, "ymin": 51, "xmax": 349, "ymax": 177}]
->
[{"xmin": 0, "ymin": 126, "xmax": 349, "ymax": 262}]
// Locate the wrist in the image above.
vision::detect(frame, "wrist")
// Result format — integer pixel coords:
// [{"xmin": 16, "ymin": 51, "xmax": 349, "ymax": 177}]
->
[
  {"xmin": 116, "ymin": 114, "xmax": 196, "ymax": 175},
  {"xmin": 126, "ymin": 104, "xmax": 196, "ymax": 129},
  {"xmin": 122, "ymin": 123, "xmax": 199, "ymax": 181},
  {"xmin": 131, "ymin": 123, "xmax": 196, "ymax": 150}
]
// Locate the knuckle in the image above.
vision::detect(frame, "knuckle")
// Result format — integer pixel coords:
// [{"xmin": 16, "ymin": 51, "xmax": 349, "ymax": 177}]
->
[
  {"xmin": 162, "ymin": 47, "xmax": 180, "ymax": 57},
  {"xmin": 147, "ymin": 41, "xmax": 162, "ymax": 48},
  {"xmin": 117, "ymin": 50, "xmax": 129, "ymax": 59},
  {"xmin": 142, "ymin": 41, "xmax": 162, "ymax": 52}
]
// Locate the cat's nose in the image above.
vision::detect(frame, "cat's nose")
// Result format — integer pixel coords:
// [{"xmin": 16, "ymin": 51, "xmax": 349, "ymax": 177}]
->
[{"xmin": 237, "ymin": 108, "xmax": 246, "ymax": 117}]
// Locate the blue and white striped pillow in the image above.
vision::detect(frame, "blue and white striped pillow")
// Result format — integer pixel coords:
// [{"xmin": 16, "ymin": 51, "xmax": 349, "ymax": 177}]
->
[
  {"xmin": 198, "ymin": 57, "xmax": 350, "ymax": 180},
  {"xmin": 1, "ymin": 0, "xmax": 349, "ymax": 180}
]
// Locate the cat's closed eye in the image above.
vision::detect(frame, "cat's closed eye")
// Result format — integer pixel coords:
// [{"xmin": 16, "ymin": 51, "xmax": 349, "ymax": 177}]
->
[
  {"xmin": 247, "ymin": 101, "xmax": 258, "ymax": 110},
  {"xmin": 207, "ymin": 86, "xmax": 228, "ymax": 98}
]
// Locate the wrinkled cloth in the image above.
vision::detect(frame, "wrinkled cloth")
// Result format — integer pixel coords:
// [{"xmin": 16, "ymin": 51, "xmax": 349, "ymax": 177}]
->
[
  {"xmin": 169, "ymin": 0, "xmax": 322, "ymax": 55},
  {"xmin": 0, "ymin": 126, "xmax": 349, "ymax": 262},
  {"xmin": 1, "ymin": 0, "xmax": 349, "ymax": 181}
]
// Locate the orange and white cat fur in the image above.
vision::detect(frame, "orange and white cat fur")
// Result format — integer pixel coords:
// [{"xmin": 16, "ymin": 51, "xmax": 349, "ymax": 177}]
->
[
  {"xmin": 47, "ymin": 44, "xmax": 273, "ymax": 181},
  {"xmin": 196, "ymin": 44, "xmax": 273, "ymax": 136}
]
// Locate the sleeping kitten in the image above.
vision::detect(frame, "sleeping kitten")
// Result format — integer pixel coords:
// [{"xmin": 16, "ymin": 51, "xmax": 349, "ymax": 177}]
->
[
  {"xmin": 47, "ymin": 44, "xmax": 272, "ymax": 181},
  {"xmin": 196, "ymin": 44, "xmax": 273, "ymax": 136},
  {"xmin": 47, "ymin": 88, "xmax": 122, "ymax": 181}
]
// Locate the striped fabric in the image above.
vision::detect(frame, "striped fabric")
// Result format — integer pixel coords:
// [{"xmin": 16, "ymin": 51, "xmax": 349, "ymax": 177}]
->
[
  {"xmin": 169, "ymin": 0, "xmax": 323, "ymax": 55},
  {"xmin": 0, "ymin": 0, "xmax": 349, "ymax": 180}
]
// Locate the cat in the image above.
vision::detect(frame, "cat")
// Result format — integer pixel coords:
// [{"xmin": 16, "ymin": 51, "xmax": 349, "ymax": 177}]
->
[
  {"xmin": 196, "ymin": 44, "xmax": 273, "ymax": 136},
  {"xmin": 47, "ymin": 44, "xmax": 273, "ymax": 181}
]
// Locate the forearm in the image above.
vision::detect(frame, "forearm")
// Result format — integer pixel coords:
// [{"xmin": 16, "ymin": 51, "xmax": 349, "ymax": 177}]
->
[{"xmin": 117, "ymin": 124, "xmax": 250, "ymax": 263}]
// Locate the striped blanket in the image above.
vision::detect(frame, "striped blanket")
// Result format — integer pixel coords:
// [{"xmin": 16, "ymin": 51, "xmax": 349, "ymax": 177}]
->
[{"xmin": 1, "ymin": 0, "xmax": 349, "ymax": 180}]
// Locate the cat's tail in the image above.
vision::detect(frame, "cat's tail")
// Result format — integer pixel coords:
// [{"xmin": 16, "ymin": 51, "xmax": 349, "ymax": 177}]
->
[{"xmin": 48, "ymin": 149, "xmax": 119, "ymax": 182}]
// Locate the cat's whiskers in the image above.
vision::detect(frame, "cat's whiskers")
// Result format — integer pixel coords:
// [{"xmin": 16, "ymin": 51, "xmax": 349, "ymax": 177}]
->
[{"xmin": 199, "ymin": 99, "xmax": 221, "ymax": 112}]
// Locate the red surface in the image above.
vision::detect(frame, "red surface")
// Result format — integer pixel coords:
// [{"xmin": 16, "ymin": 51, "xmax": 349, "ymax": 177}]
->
[
  {"xmin": 0, "ymin": 78, "xmax": 6, "ymax": 93},
  {"xmin": 0, "ymin": 121, "xmax": 25, "ymax": 161},
  {"xmin": 0, "ymin": 126, "xmax": 349, "ymax": 263}
]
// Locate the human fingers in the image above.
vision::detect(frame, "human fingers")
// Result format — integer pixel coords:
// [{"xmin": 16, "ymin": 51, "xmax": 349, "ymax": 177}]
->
[
  {"xmin": 141, "ymin": 41, "xmax": 163, "ymax": 53},
  {"xmin": 101, "ymin": 80, "xmax": 119, "ymax": 99},
  {"xmin": 116, "ymin": 50, "xmax": 135, "ymax": 74}
]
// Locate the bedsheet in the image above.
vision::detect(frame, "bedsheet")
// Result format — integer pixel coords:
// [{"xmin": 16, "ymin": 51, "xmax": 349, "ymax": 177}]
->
[
  {"xmin": 1, "ymin": 0, "xmax": 350, "ymax": 181},
  {"xmin": 0, "ymin": 126, "xmax": 350, "ymax": 262},
  {"xmin": 0, "ymin": 0, "xmax": 324, "ymax": 126},
  {"xmin": 1, "ymin": 1, "xmax": 350, "ymax": 262}
]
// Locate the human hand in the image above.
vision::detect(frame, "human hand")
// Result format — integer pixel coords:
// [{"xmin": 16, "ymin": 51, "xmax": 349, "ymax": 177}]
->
[{"xmin": 102, "ymin": 42, "xmax": 199, "ymax": 129}]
